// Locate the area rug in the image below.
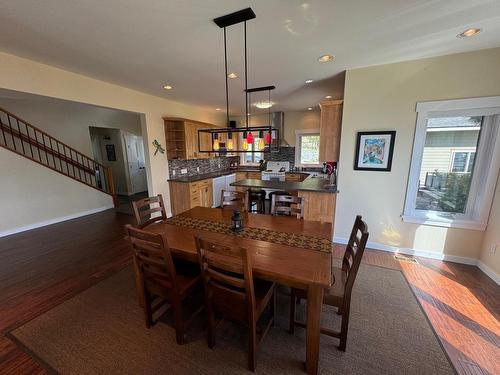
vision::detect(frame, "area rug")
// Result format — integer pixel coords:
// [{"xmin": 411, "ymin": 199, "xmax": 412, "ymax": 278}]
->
[{"xmin": 10, "ymin": 264, "xmax": 455, "ymax": 374}]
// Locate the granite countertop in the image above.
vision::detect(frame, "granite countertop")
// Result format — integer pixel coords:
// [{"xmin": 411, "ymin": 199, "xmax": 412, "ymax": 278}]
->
[
  {"xmin": 168, "ymin": 168, "xmax": 260, "ymax": 183},
  {"xmin": 230, "ymin": 177, "xmax": 338, "ymax": 193}
]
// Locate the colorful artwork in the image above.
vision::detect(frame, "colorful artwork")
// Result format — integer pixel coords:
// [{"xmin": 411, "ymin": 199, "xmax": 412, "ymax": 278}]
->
[{"xmin": 354, "ymin": 131, "xmax": 396, "ymax": 171}]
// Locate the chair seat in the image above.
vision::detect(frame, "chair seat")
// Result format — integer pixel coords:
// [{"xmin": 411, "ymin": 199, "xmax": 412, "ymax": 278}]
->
[
  {"xmin": 145, "ymin": 262, "xmax": 201, "ymax": 299},
  {"xmin": 293, "ymin": 267, "xmax": 346, "ymax": 307}
]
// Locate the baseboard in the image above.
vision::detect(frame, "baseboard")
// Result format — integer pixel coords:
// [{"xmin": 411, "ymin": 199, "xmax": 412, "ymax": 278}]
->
[
  {"xmin": 333, "ymin": 236, "xmax": 499, "ymax": 285},
  {"xmin": 0, "ymin": 205, "xmax": 114, "ymax": 238},
  {"xmin": 477, "ymin": 261, "xmax": 500, "ymax": 286}
]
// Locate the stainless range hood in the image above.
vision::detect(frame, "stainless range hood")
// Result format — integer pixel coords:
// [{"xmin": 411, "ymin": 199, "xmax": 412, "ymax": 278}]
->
[{"xmin": 270, "ymin": 112, "xmax": 290, "ymax": 147}]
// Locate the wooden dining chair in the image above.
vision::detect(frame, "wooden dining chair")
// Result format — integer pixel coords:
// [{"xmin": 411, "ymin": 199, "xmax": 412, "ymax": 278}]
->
[
  {"xmin": 270, "ymin": 194, "xmax": 304, "ymax": 219},
  {"xmin": 132, "ymin": 194, "xmax": 167, "ymax": 229},
  {"xmin": 289, "ymin": 215, "xmax": 368, "ymax": 351},
  {"xmin": 195, "ymin": 237, "xmax": 276, "ymax": 372},
  {"xmin": 221, "ymin": 189, "xmax": 248, "ymax": 211},
  {"xmin": 125, "ymin": 224, "xmax": 203, "ymax": 344}
]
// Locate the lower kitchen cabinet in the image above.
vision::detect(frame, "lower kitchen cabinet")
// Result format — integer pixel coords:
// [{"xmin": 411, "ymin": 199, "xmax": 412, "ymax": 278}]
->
[{"xmin": 169, "ymin": 178, "xmax": 213, "ymax": 215}]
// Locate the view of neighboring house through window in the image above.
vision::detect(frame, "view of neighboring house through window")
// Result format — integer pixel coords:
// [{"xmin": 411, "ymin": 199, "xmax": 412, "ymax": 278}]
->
[
  {"xmin": 416, "ymin": 116, "xmax": 482, "ymax": 214},
  {"xmin": 296, "ymin": 131, "xmax": 320, "ymax": 166}
]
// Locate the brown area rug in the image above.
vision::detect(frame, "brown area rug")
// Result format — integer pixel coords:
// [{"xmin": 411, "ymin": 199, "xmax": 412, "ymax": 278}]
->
[{"xmin": 11, "ymin": 264, "xmax": 454, "ymax": 374}]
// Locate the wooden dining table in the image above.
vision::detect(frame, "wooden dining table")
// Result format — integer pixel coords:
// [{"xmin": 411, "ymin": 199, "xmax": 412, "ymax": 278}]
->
[{"xmin": 147, "ymin": 206, "xmax": 333, "ymax": 375}]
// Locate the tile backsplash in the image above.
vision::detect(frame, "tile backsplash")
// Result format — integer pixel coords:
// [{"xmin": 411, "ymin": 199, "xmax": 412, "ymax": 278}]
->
[
  {"xmin": 264, "ymin": 146, "xmax": 295, "ymax": 169},
  {"xmin": 168, "ymin": 156, "xmax": 239, "ymax": 178}
]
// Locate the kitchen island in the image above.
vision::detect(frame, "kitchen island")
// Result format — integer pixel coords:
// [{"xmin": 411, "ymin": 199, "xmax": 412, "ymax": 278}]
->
[{"xmin": 231, "ymin": 176, "xmax": 337, "ymax": 225}]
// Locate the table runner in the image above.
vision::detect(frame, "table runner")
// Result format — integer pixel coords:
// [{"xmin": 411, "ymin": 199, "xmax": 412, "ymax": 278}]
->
[{"xmin": 167, "ymin": 214, "xmax": 333, "ymax": 253}]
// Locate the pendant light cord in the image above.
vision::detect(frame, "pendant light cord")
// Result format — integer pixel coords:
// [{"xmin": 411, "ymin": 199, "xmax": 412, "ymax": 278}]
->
[
  {"xmin": 224, "ymin": 27, "xmax": 229, "ymax": 127},
  {"xmin": 244, "ymin": 21, "xmax": 249, "ymax": 129}
]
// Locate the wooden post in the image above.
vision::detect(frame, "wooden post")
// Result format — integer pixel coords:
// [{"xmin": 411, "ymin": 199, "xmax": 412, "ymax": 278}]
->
[{"xmin": 106, "ymin": 167, "xmax": 118, "ymax": 206}]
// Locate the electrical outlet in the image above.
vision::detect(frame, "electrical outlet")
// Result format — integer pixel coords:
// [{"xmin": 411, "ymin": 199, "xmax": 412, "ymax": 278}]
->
[
  {"xmin": 172, "ymin": 170, "xmax": 176, "ymax": 176},
  {"xmin": 181, "ymin": 168, "xmax": 188, "ymax": 174},
  {"xmin": 218, "ymin": 163, "xmax": 221, "ymax": 169},
  {"xmin": 197, "ymin": 167, "xmax": 200, "ymax": 172},
  {"xmin": 491, "ymin": 244, "xmax": 497, "ymax": 255}
]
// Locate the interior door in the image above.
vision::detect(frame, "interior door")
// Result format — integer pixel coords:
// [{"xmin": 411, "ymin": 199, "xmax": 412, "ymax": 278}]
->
[{"xmin": 124, "ymin": 134, "xmax": 148, "ymax": 194}]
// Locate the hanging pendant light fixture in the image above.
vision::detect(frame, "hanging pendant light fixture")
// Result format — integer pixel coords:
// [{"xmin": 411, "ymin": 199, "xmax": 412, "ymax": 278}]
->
[{"xmin": 196, "ymin": 8, "xmax": 280, "ymax": 154}]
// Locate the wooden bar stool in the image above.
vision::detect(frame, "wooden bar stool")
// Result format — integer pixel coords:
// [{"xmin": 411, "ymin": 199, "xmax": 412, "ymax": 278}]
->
[{"xmin": 248, "ymin": 189, "xmax": 266, "ymax": 214}]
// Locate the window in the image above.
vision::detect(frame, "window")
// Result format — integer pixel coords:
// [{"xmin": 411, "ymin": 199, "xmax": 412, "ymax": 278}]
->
[
  {"xmin": 295, "ymin": 130, "xmax": 320, "ymax": 167},
  {"xmin": 240, "ymin": 133, "xmax": 263, "ymax": 165},
  {"xmin": 403, "ymin": 97, "xmax": 500, "ymax": 230}
]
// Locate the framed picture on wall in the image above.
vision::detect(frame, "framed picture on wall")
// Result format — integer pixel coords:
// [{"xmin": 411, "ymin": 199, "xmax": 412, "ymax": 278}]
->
[{"xmin": 354, "ymin": 131, "xmax": 396, "ymax": 171}]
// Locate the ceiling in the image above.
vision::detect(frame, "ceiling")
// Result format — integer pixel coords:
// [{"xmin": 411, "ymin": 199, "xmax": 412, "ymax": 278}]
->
[{"xmin": 1, "ymin": 0, "xmax": 499, "ymax": 115}]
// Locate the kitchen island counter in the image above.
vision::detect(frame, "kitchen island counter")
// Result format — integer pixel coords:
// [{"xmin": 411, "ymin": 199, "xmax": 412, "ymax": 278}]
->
[{"xmin": 230, "ymin": 177, "xmax": 338, "ymax": 193}]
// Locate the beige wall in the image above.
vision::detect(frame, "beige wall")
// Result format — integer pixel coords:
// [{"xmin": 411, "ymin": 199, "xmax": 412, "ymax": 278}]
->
[
  {"xmin": 232, "ymin": 110, "xmax": 320, "ymax": 146},
  {"xmin": 337, "ymin": 47, "xmax": 500, "ymax": 262},
  {"xmin": 479, "ymin": 175, "xmax": 500, "ymax": 276},
  {"xmin": 0, "ymin": 51, "xmax": 224, "ymax": 232}
]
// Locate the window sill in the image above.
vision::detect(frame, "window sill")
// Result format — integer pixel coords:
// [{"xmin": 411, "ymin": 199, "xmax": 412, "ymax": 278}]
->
[{"xmin": 402, "ymin": 215, "xmax": 486, "ymax": 231}]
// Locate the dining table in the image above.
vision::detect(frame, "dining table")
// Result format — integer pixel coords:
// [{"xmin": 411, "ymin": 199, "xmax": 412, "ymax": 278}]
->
[{"xmin": 147, "ymin": 206, "xmax": 333, "ymax": 375}]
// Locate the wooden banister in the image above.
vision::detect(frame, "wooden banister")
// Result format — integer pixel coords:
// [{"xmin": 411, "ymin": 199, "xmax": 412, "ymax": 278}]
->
[{"xmin": 0, "ymin": 106, "xmax": 116, "ymax": 200}]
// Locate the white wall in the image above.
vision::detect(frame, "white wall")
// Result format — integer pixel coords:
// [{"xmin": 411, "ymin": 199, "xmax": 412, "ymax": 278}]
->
[
  {"xmin": 479, "ymin": 175, "xmax": 500, "ymax": 278},
  {"xmin": 0, "ymin": 51, "xmax": 224, "ymax": 234},
  {"xmin": 0, "ymin": 148, "xmax": 113, "ymax": 236},
  {"xmin": 336, "ymin": 47, "xmax": 500, "ymax": 263}
]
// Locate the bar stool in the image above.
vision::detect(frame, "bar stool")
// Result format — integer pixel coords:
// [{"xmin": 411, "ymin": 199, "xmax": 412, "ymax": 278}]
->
[
  {"xmin": 267, "ymin": 191, "xmax": 291, "ymax": 215},
  {"xmin": 248, "ymin": 189, "xmax": 266, "ymax": 214}
]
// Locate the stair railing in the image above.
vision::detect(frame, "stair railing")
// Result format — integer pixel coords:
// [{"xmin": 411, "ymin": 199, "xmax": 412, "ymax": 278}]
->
[{"xmin": 0, "ymin": 107, "xmax": 116, "ymax": 202}]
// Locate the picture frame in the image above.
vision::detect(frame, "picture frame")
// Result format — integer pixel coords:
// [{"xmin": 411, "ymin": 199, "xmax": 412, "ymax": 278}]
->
[{"xmin": 354, "ymin": 131, "xmax": 396, "ymax": 171}]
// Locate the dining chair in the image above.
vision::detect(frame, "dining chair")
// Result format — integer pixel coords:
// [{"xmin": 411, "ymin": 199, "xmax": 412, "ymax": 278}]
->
[
  {"xmin": 289, "ymin": 215, "xmax": 368, "ymax": 351},
  {"xmin": 132, "ymin": 194, "xmax": 167, "ymax": 229},
  {"xmin": 125, "ymin": 224, "xmax": 203, "ymax": 345},
  {"xmin": 195, "ymin": 237, "xmax": 276, "ymax": 372},
  {"xmin": 221, "ymin": 189, "xmax": 248, "ymax": 211},
  {"xmin": 270, "ymin": 194, "xmax": 304, "ymax": 219}
]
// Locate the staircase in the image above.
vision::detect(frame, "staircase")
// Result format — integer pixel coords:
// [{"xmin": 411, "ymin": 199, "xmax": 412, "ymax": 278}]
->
[{"xmin": 0, "ymin": 107, "xmax": 116, "ymax": 202}]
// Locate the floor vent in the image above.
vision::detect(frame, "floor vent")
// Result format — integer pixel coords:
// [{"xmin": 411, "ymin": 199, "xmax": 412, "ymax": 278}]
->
[{"xmin": 394, "ymin": 254, "xmax": 419, "ymax": 264}]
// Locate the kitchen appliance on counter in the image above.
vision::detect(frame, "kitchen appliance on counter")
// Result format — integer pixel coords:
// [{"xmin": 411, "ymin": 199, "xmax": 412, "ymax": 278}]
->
[{"xmin": 261, "ymin": 161, "xmax": 290, "ymax": 182}]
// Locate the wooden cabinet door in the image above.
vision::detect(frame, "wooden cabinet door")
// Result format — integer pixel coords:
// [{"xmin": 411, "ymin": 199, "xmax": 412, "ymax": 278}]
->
[
  {"xmin": 247, "ymin": 171, "xmax": 261, "ymax": 180},
  {"xmin": 319, "ymin": 100, "xmax": 343, "ymax": 162},
  {"xmin": 184, "ymin": 122, "xmax": 198, "ymax": 159},
  {"xmin": 197, "ymin": 123, "xmax": 213, "ymax": 158}
]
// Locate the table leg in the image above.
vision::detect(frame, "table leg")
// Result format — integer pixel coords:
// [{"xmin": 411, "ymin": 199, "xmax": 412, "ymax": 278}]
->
[{"xmin": 305, "ymin": 283, "xmax": 323, "ymax": 375}]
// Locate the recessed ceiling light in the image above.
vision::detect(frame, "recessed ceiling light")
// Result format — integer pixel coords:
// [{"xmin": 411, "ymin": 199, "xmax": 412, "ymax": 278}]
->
[
  {"xmin": 457, "ymin": 28, "xmax": 482, "ymax": 38},
  {"xmin": 307, "ymin": 107, "xmax": 313, "ymax": 111},
  {"xmin": 228, "ymin": 72, "xmax": 238, "ymax": 79},
  {"xmin": 163, "ymin": 85, "xmax": 173, "ymax": 90},
  {"xmin": 305, "ymin": 79, "xmax": 314, "ymax": 84},
  {"xmin": 215, "ymin": 108, "xmax": 221, "ymax": 111},
  {"xmin": 247, "ymin": 113, "xmax": 251, "ymax": 116},
  {"xmin": 255, "ymin": 101, "xmax": 273, "ymax": 109},
  {"xmin": 318, "ymin": 54, "xmax": 334, "ymax": 62},
  {"xmin": 325, "ymin": 95, "xmax": 332, "ymax": 99}
]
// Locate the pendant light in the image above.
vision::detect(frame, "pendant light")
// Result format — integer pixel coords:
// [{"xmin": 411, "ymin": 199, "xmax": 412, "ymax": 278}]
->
[
  {"xmin": 227, "ymin": 132, "xmax": 234, "ymax": 150},
  {"xmin": 258, "ymin": 130, "xmax": 265, "ymax": 151},
  {"xmin": 242, "ymin": 130, "xmax": 249, "ymax": 151},
  {"xmin": 213, "ymin": 133, "xmax": 220, "ymax": 151}
]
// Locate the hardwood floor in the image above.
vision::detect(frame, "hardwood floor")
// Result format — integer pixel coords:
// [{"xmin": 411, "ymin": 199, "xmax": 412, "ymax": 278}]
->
[{"xmin": 0, "ymin": 210, "xmax": 498, "ymax": 375}]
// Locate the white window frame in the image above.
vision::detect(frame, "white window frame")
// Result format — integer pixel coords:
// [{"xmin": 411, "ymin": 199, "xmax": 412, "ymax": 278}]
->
[
  {"xmin": 449, "ymin": 148, "xmax": 476, "ymax": 173},
  {"xmin": 295, "ymin": 129, "xmax": 321, "ymax": 168},
  {"xmin": 403, "ymin": 96, "xmax": 500, "ymax": 231},
  {"xmin": 239, "ymin": 133, "xmax": 264, "ymax": 166}
]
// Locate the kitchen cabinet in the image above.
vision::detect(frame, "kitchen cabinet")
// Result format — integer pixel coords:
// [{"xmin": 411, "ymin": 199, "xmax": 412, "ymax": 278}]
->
[
  {"xmin": 164, "ymin": 117, "xmax": 221, "ymax": 160},
  {"xmin": 235, "ymin": 172, "xmax": 248, "ymax": 192},
  {"xmin": 319, "ymin": 99, "xmax": 343, "ymax": 162},
  {"xmin": 285, "ymin": 173, "xmax": 308, "ymax": 182},
  {"xmin": 247, "ymin": 171, "xmax": 262, "ymax": 179},
  {"xmin": 169, "ymin": 178, "xmax": 213, "ymax": 215}
]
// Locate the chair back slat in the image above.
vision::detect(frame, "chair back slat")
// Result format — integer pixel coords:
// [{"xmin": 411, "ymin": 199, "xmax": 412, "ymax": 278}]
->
[
  {"xmin": 342, "ymin": 215, "xmax": 369, "ymax": 298},
  {"xmin": 125, "ymin": 224, "xmax": 178, "ymax": 291},
  {"xmin": 270, "ymin": 194, "xmax": 304, "ymax": 218},
  {"xmin": 132, "ymin": 194, "xmax": 167, "ymax": 229},
  {"xmin": 195, "ymin": 237, "xmax": 255, "ymax": 318},
  {"xmin": 221, "ymin": 190, "xmax": 248, "ymax": 211}
]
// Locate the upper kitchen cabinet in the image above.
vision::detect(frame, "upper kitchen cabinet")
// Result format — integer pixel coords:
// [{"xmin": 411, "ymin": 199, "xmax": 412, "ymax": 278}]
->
[
  {"xmin": 164, "ymin": 117, "xmax": 220, "ymax": 159},
  {"xmin": 319, "ymin": 99, "xmax": 343, "ymax": 162}
]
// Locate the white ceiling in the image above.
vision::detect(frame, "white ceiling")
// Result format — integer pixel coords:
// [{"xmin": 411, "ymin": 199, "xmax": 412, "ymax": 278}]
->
[{"xmin": 1, "ymin": 0, "xmax": 499, "ymax": 114}]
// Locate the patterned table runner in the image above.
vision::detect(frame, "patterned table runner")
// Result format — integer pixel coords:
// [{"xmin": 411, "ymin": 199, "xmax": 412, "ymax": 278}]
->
[{"xmin": 167, "ymin": 214, "xmax": 332, "ymax": 253}]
